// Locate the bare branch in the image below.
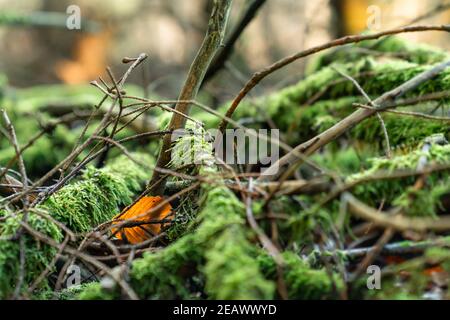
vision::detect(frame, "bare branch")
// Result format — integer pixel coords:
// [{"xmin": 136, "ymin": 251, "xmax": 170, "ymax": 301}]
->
[
  {"xmin": 202, "ymin": 0, "xmax": 266, "ymax": 85},
  {"xmin": 344, "ymin": 192, "xmax": 450, "ymax": 232},
  {"xmin": 149, "ymin": 0, "xmax": 233, "ymax": 195}
]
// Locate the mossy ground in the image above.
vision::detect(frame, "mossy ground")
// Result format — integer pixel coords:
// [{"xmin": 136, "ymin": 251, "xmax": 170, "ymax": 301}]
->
[{"xmin": 0, "ymin": 36, "xmax": 449, "ymax": 300}]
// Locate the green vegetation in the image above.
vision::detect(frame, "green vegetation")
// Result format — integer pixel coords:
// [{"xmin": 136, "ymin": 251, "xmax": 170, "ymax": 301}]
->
[{"xmin": 1, "ymin": 36, "xmax": 449, "ymax": 300}]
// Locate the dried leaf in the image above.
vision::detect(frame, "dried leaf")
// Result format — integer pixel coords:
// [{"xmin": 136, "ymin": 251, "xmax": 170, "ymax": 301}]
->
[{"xmin": 111, "ymin": 196, "xmax": 172, "ymax": 244}]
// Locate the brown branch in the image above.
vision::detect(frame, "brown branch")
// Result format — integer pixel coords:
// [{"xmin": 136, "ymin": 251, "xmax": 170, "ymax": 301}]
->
[
  {"xmin": 241, "ymin": 175, "xmax": 288, "ymax": 300},
  {"xmin": 27, "ymin": 235, "xmax": 70, "ymax": 294},
  {"xmin": 344, "ymin": 192, "xmax": 450, "ymax": 232},
  {"xmin": 1, "ymin": 110, "xmax": 29, "ymax": 203},
  {"xmin": 202, "ymin": 0, "xmax": 266, "ymax": 85},
  {"xmin": 149, "ymin": 0, "xmax": 233, "ymax": 195},
  {"xmin": 354, "ymin": 103, "xmax": 450, "ymax": 122},
  {"xmin": 351, "ymin": 228, "xmax": 394, "ymax": 282},
  {"xmin": 20, "ymin": 221, "xmax": 139, "ymax": 300},
  {"xmin": 95, "ymin": 67, "xmax": 126, "ymax": 168}
]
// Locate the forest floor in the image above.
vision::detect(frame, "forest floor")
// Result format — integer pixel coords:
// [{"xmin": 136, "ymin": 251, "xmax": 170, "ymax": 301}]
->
[{"xmin": 0, "ymin": 6, "xmax": 449, "ymax": 300}]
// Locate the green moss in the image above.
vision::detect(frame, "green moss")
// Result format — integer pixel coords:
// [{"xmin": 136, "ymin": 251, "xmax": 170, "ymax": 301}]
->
[
  {"xmin": 41, "ymin": 153, "xmax": 152, "ymax": 233},
  {"xmin": 0, "ymin": 83, "xmax": 150, "ymax": 177},
  {"xmin": 355, "ymin": 147, "xmax": 449, "ymax": 214},
  {"xmin": 307, "ymin": 36, "xmax": 450, "ymax": 74},
  {"xmin": 424, "ymin": 246, "xmax": 450, "ymax": 262},
  {"xmin": 81, "ymin": 125, "xmax": 274, "ymax": 299},
  {"xmin": 203, "ymin": 227, "xmax": 272, "ymax": 299},
  {"xmin": 310, "ymin": 146, "xmax": 370, "ymax": 175},
  {"xmin": 0, "ymin": 209, "xmax": 63, "ymax": 299},
  {"xmin": 0, "ymin": 153, "xmax": 152, "ymax": 299},
  {"xmin": 3, "ymin": 34, "xmax": 450, "ymax": 301},
  {"xmin": 393, "ymin": 177, "xmax": 450, "ymax": 217},
  {"xmin": 353, "ymin": 113, "xmax": 449, "ymax": 149},
  {"xmin": 258, "ymin": 251, "xmax": 342, "ymax": 299},
  {"xmin": 129, "ymin": 186, "xmax": 274, "ymax": 299},
  {"xmin": 128, "ymin": 126, "xmax": 221, "ymax": 299},
  {"xmin": 347, "ymin": 143, "xmax": 450, "ymax": 215},
  {"xmin": 369, "ymin": 37, "xmax": 450, "ymax": 64},
  {"xmin": 350, "ymin": 143, "xmax": 450, "ymax": 179},
  {"xmin": 77, "ymin": 282, "xmax": 118, "ymax": 300},
  {"xmin": 289, "ymin": 141, "xmax": 449, "ymax": 249},
  {"xmin": 165, "ymin": 121, "xmax": 214, "ymax": 239},
  {"xmin": 130, "ymin": 234, "xmax": 202, "ymax": 299},
  {"xmin": 36, "ymin": 282, "xmax": 103, "ymax": 300},
  {"xmin": 289, "ymin": 202, "xmax": 338, "ymax": 247},
  {"xmin": 169, "ymin": 122, "xmax": 214, "ymax": 170},
  {"xmin": 197, "ymin": 58, "xmax": 449, "ymax": 150},
  {"xmin": 201, "ymin": 189, "xmax": 274, "ymax": 300}
]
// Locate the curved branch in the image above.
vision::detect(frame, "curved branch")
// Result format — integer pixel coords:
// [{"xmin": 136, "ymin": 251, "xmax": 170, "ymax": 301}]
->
[{"xmin": 218, "ymin": 24, "xmax": 450, "ymax": 133}]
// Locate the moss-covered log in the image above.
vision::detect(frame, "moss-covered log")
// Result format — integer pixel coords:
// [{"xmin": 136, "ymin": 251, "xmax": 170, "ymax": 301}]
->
[
  {"xmin": 41, "ymin": 153, "xmax": 152, "ymax": 232},
  {"xmin": 0, "ymin": 153, "xmax": 152, "ymax": 298},
  {"xmin": 78, "ymin": 124, "xmax": 346, "ymax": 300}
]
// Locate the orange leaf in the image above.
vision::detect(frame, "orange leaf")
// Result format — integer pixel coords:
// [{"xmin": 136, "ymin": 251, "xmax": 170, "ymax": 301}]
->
[
  {"xmin": 111, "ymin": 196, "xmax": 173, "ymax": 244},
  {"xmin": 385, "ymin": 255, "xmax": 406, "ymax": 265},
  {"xmin": 423, "ymin": 266, "xmax": 445, "ymax": 276}
]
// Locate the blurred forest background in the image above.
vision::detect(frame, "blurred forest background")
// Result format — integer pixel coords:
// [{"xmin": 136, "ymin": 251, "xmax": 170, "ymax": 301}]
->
[
  {"xmin": 1, "ymin": 0, "xmax": 449, "ymax": 101},
  {"xmin": 1, "ymin": 0, "xmax": 450, "ymax": 301}
]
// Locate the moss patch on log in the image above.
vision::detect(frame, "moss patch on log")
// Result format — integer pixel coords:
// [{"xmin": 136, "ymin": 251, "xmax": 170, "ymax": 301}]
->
[
  {"xmin": 0, "ymin": 153, "xmax": 152, "ymax": 298},
  {"xmin": 0, "ymin": 209, "xmax": 62, "ymax": 299},
  {"xmin": 41, "ymin": 153, "xmax": 152, "ymax": 233}
]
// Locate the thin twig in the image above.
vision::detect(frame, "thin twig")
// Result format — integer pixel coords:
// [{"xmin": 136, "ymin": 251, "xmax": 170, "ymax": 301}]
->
[{"xmin": 332, "ymin": 66, "xmax": 391, "ymax": 158}]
